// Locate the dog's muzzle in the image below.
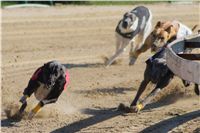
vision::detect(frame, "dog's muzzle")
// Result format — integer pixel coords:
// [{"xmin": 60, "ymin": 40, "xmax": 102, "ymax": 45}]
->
[
  {"xmin": 151, "ymin": 44, "xmax": 163, "ymax": 53},
  {"xmin": 122, "ymin": 21, "xmax": 128, "ymax": 29},
  {"xmin": 46, "ymin": 77, "xmax": 56, "ymax": 89},
  {"xmin": 151, "ymin": 44, "xmax": 157, "ymax": 52}
]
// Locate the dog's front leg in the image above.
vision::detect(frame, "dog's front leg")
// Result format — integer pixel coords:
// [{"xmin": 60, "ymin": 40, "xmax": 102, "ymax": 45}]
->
[
  {"xmin": 131, "ymin": 42, "xmax": 151, "ymax": 62},
  {"xmin": 137, "ymin": 74, "xmax": 173, "ymax": 112},
  {"xmin": 115, "ymin": 36, "xmax": 121, "ymax": 54},
  {"xmin": 129, "ymin": 33, "xmax": 146, "ymax": 65},
  {"xmin": 137, "ymin": 86, "xmax": 161, "ymax": 112},
  {"xmin": 28, "ymin": 102, "xmax": 43, "ymax": 120},
  {"xmin": 194, "ymin": 84, "xmax": 200, "ymax": 96},
  {"xmin": 27, "ymin": 98, "xmax": 58, "ymax": 119},
  {"xmin": 130, "ymin": 65, "xmax": 151, "ymax": 110},
  {"xmin": 106, "ymin": 43, "xmax": 128, "ymax": 66},
  {"xmin": 19, "ymin": 100, "xmax": 28, "ymax": 114},
  {"xmin": 129, "ymin": 34, "xmax": 152, "ymax": 65},
  {"xmin": 130, "ymin": 79, "xmax": 150, "ymax": 107}
]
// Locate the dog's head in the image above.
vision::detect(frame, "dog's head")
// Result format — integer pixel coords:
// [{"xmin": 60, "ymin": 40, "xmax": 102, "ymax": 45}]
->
[
  {"xmin": 150, "ymin": 58, "xmax": 168, "ymax": 83},
  {"xmin": 42, "ymin": 61, "xmax": 65, "ymax": 89},
  {"xmin": 151, "ymin": 21, "xmax": 177, "ymax": 52},
  {"xmin": 121, "ymin": 12, "xmax": 137, "ymax": 29}
]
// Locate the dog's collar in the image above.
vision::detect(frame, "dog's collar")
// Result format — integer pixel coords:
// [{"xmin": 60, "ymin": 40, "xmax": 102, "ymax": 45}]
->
[
  {"xmin": 146, "ymin": 47, "xmax": 166, "ymax": 64},
  {"xmin": 116, "ymin": 27, "xmax": 134, "ymax": 39}
]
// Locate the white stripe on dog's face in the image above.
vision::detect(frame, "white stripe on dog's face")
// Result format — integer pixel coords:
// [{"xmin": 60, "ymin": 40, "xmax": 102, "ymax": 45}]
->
[
  {"xmin": 130, "ymin": 16, "xmax": 138, "ymax": 31},
  {"xmin": 140, "ymin": 16, "xmax": 146, "ymax": 29},
  {"xmin": 124, "ymin": 13, "xmax": 135, "ymax": 28}
]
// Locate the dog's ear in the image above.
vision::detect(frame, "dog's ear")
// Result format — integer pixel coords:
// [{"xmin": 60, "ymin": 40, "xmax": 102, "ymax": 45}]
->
[
  {"xmin": 60, "ymin": 68, "xmax": 65, "ymax": 77},
  {"xmin": 123, "ymin": 12, "xmax": 129, "ymax": 17},
  {"xmin": 165, "ymin": 25, "xmax": 173, "ymax": 33},
  {"xmin": 43, "ymin": 63, "xmax": 48, "ymax": 69},
  {"xmin": 131, "ymin": 13, "xmax": 137, "ymax": 20},
  {"xmin": 155, "ymin": 21, "xmax": 162, "ymax": 28},
  {"xmin": 165, "ymin": 25, "xmax": 177, "ymax": 39}
]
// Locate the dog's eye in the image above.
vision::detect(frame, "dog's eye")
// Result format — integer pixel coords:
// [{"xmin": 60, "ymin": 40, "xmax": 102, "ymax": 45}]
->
[
  {"xmin": 152, "ymin": 34, "xmax": 156, "ymax": 38},
  {"xmin": 161, "ymin": 37, "xmax": 164, "ymax": 40}
]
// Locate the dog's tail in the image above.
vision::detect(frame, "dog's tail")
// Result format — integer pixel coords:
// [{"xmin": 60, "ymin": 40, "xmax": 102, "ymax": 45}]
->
[{"xmin": 191, "ymin": 24, "xmax": 198, "ymax": 31}]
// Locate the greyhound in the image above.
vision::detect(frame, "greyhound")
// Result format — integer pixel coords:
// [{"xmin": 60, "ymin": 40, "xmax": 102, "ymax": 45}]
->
[
  {"xmin": 105, "ymin": 6, "xmax": 152, "ymax": 66},
  {"xmin": 18, "ymin": 60, "xmax": 70, "ymax": 119}
]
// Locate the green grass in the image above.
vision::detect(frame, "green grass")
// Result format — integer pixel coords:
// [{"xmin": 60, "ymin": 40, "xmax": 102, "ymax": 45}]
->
[
  {"xmin": 1, "ymin": 1, "xmax": 169, "ymax": 8},
  {"xmin": 1, "ymin": 1, "xmax": 19, "ymax": 7}
]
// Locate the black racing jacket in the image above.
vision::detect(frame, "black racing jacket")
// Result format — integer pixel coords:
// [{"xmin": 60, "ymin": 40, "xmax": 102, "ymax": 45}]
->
[{"xmin": 23, "ymin": 65, "xmax": 68, "ymax": 106}]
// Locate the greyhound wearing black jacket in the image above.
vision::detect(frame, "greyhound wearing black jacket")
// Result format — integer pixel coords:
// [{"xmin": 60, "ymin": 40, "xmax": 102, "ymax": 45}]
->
[
  {"xmin": 129, "ymin": 47, "xmax": 199, "ymax": 112},
  {"xmin": 129, "ymin": 48, "xmax": 173, "ymax": 112},
  {"xmin": 19, "ymin": 60, "xmax": 70, "ymax": 119}
]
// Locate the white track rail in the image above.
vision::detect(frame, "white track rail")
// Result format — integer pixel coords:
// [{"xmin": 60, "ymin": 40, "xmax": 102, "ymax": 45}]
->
[
  {"xmin": 3, "ymin": 4, "xmax": 50, "ymax": 9},
  {"xmin": 166, "ymin": 34, "xmax": 200, "ymax": 84}
]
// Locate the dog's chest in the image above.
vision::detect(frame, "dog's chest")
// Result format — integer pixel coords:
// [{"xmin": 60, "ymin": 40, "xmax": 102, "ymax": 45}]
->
[{"xmin": 34, "ymin": 82, "xmax": 51, "ymax": 101}]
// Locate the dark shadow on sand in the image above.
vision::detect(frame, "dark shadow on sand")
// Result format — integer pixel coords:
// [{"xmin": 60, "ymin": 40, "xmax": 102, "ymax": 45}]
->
[
  {"xmin": 1, "ymin": 118, "xmax": 21, "ymax": 127},
  {"xmin": 75, "ymin": 87, "xmax": 134, "ymax": 95},
  {"xmin": 143, "ymin": 99, "xmax": 177, "ymax": 112},
  {"xmin": 140, "ymin": 110, "xmax": 200, "ymax": 133},
  {"xmin": 63, "ymin": 63, "xmax": 104, "ymax": 69},
  {"xmin": 50, "ymin": 108, "xmax": 123, "ymax": 133},
  {"xmin": 142, "ymin": 92, "xmax": 186, "ymax": 112}
]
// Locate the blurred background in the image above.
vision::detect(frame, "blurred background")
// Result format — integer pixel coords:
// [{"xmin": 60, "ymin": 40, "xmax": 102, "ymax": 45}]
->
[{"xmin": 1, "ymin": 0, "xmax": 198, "ymax": 7}]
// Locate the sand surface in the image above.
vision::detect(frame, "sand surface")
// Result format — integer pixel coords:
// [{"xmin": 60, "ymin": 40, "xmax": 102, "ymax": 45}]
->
[{"xmin": 1, "ymin": 4, "xmax": 200, "ymax": 133}]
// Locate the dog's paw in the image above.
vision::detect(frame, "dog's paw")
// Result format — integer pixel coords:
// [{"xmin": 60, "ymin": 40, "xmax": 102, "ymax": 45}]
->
[
  {"xmin": 129, "ymin": 103, "xmax": 144, "ymax": 113},
  {"xmin": 129, "ymin": 106, "xmax": 138, "ymax": 113},
  {"xmin": 118, "ymin": 103, "xmax": 139, "ymax": 113},
  {"xmin": 101, "ymin": 56, "xmax": 110, "ymax": 66},
  {"xmin": 19, "ymin": 95, "xmax": 28, "ymax": 104},
  {"xmin": 135, "ymin": 103, "xmax": 144, "ymax": 112},
  {"xmin": 11, "ymin": 111, "xmax": 24, "ymax": 120},
  {"xmin": 129, "ymin": 57, "xmax": 137, "ymax": 66},
  {"xmin": 27, "ymin": 111, "xmax": 35, "ymax": 120}
]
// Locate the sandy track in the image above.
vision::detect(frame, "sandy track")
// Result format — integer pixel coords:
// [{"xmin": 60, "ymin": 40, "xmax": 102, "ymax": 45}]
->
[{"xmin": 1, "ymin": 4, "xmax": 200, "ymax": 133}]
